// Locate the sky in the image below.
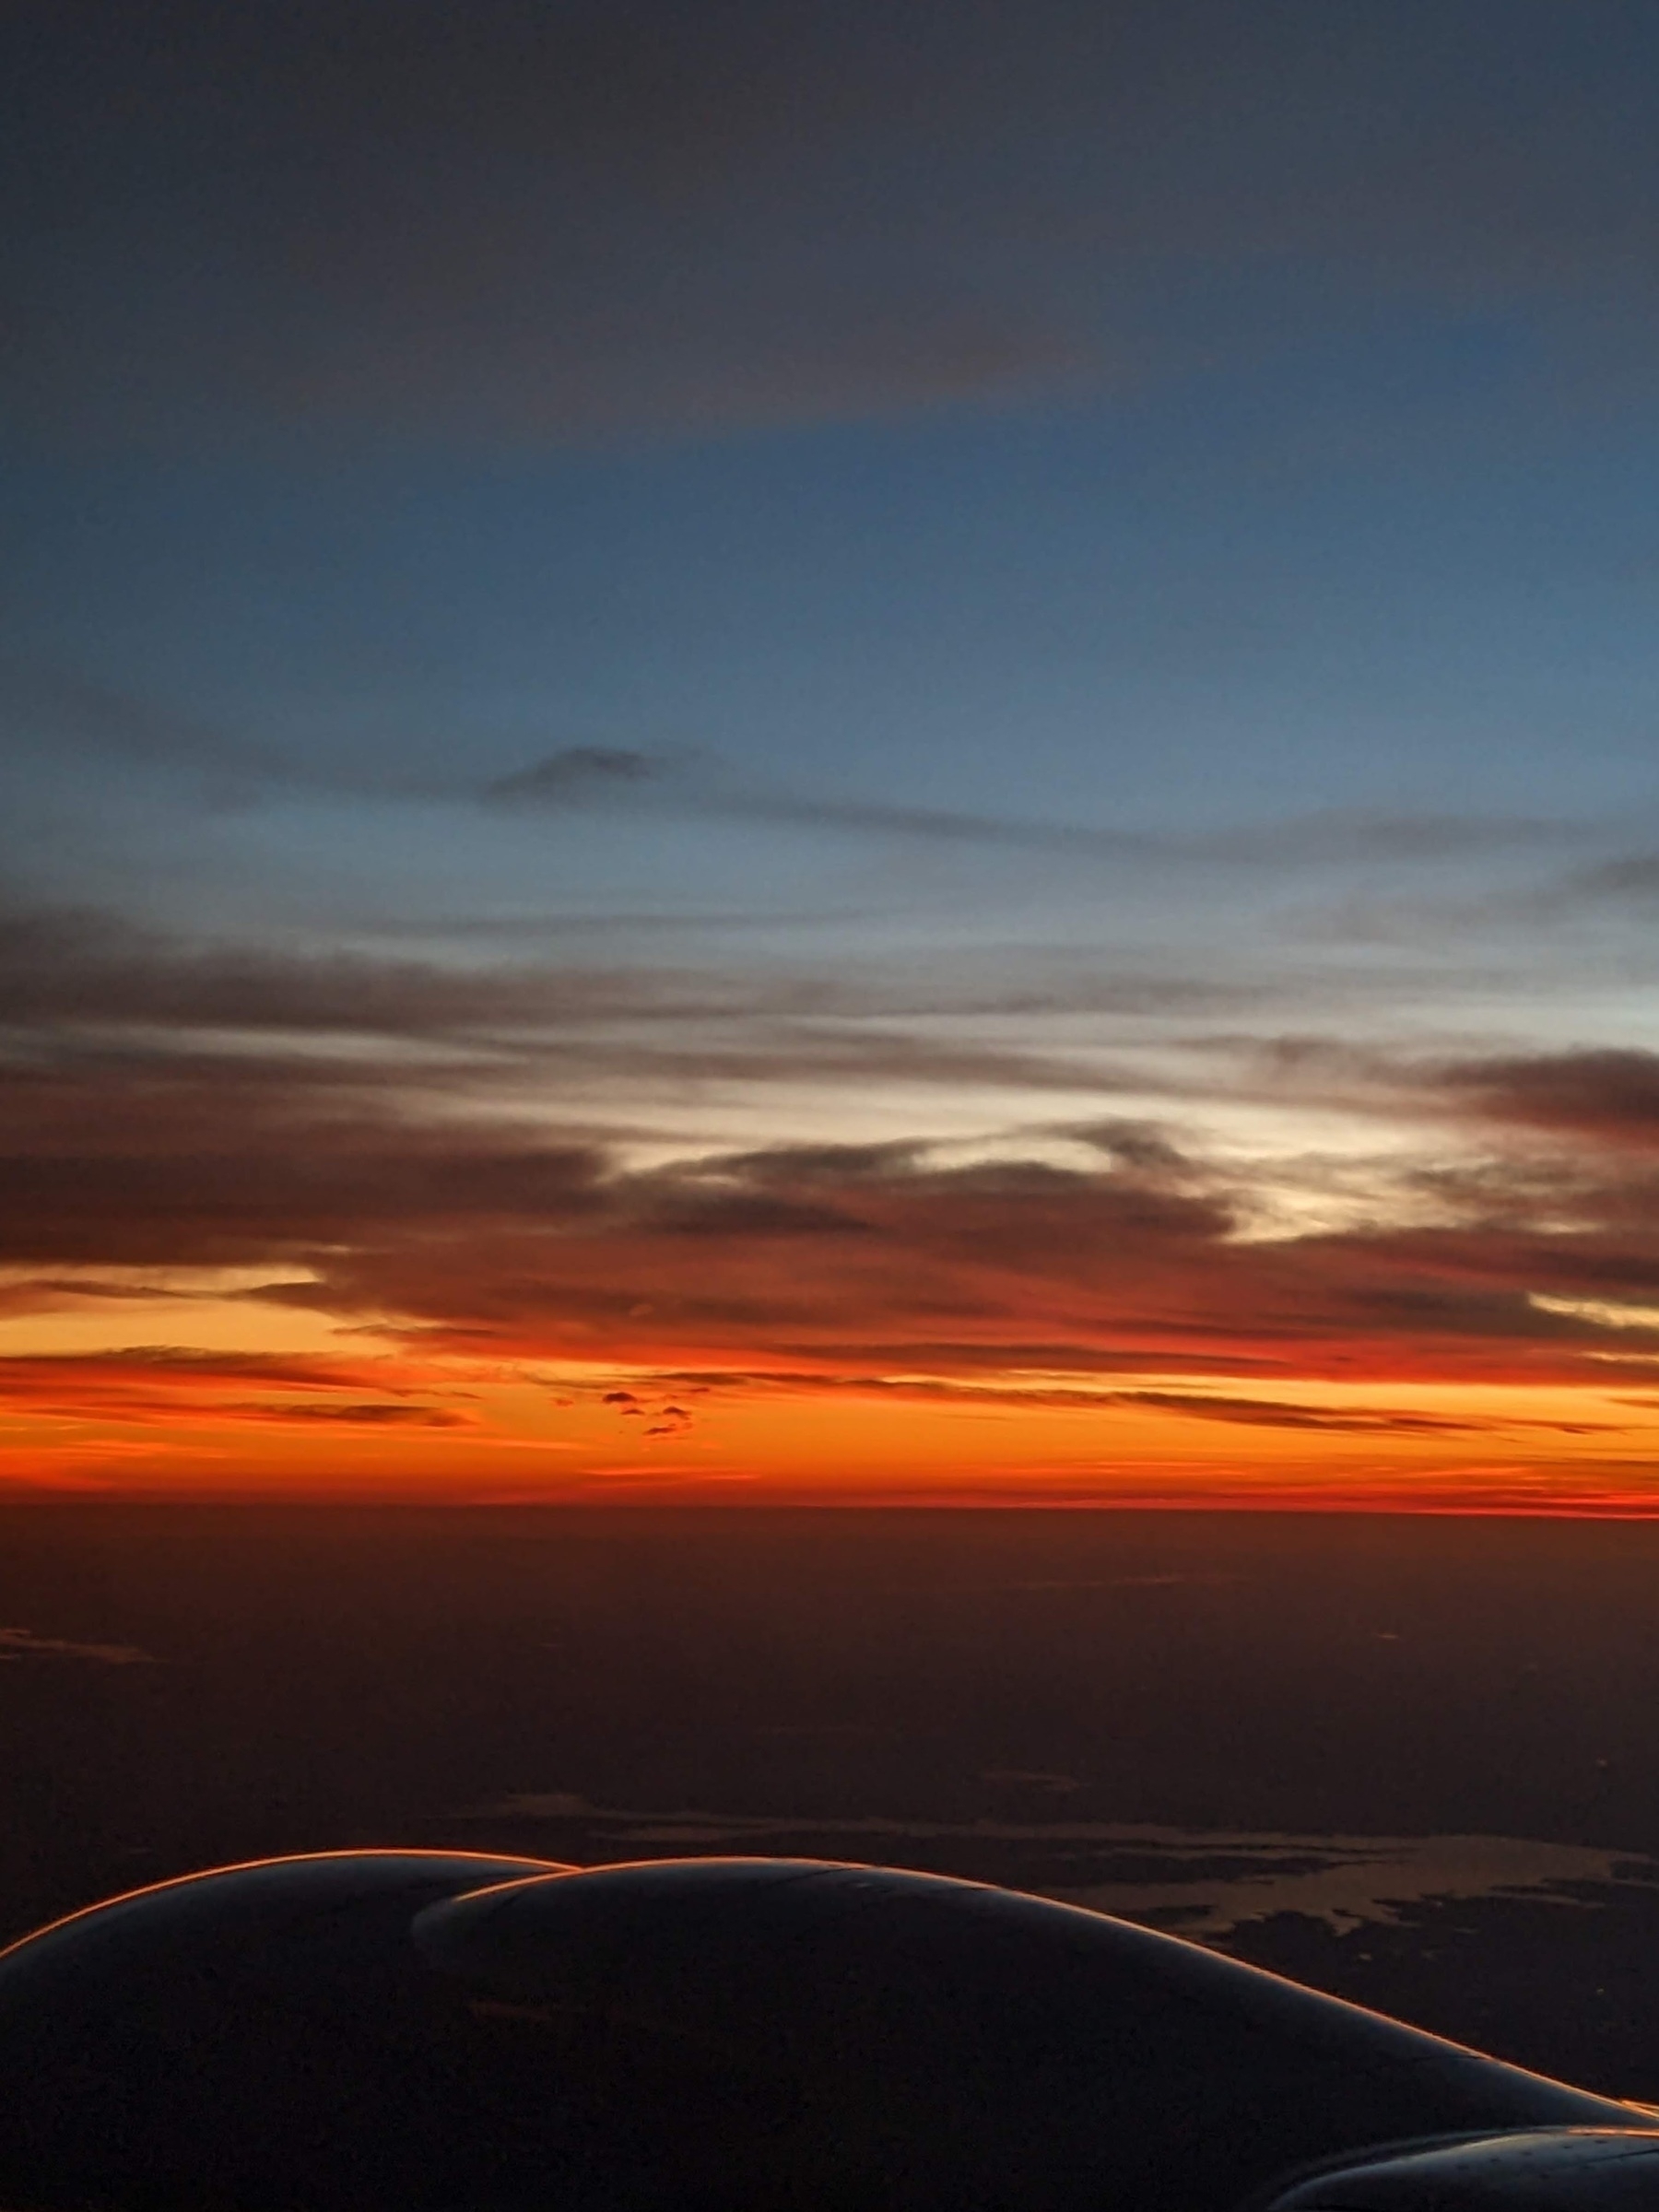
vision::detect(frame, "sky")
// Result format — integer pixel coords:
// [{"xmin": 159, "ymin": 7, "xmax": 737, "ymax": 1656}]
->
[{"xmin": 8, "ymin": 0, "xmax": 1659, "ymax": 1507}]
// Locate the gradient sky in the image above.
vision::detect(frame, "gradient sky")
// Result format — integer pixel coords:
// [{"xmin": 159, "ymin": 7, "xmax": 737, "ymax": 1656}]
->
[{"xmin": 9, "ymin": 0, "xmax": 1659, "ymax": 1507}]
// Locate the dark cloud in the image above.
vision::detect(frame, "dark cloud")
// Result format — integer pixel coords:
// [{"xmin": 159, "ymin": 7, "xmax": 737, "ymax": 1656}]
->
[
  {"xmin": 1533, "ymin": 854, "xmax": 1659, "ymax": 912},
  {"xmin": 0, "ymin": 1106, "xmax": 608, "ymax": 1268},
  {"xmin": 231, "ymin": 1157, "xmax": 1659, "ymax": 1387},
  {"xmin": 0, "ymin": 900, "xmax": 635, "ymax": 1038},
  {"xmin": 0, "ymin": 1346, "xmax": 473, "ymax": 1434},
  {"xmin": 241, "ymin": 1401, "xmax": 469, "ymax": 1427},
  {"xmin": 486, "ymin": 747, "xmax": 668, "ymax": 804},
  {"xmin": 10, "ymin": 1031, "xmax": 1659, "ymax": 1393},
  {"xmin": 1580, "ymin": 856, "xmax": 1659, "ymax": 901},
  {"xmin": 7, "ymin": 1, "xmax": 1659, "ymax": 444},
  {"xmin": 1441, "ymin": 1049, "xmax": 1659, "ymax": 1149},
  {"xmin": 0, "ymin": 899, "xmax": 914, "ymax": 1046},
  {"xmin": 0, "ymin": 1347, "xmax": 404, "ymax": 1387},
  {"xmin": 1103, "ymin": 1391, "xmax": 1609, "ymax": 1436},
  {"xmin": 597, "ymin": 1367, "xmax": 1615, "ymax": 1436},
  {"xmin": 0, "ymin": 0, "xmax": 1096, "ymax": 441},
  {"xmin": 595, "ymin": 1384, "xmax": 692, "ymax": 1438},
  {"xmin": 15, "ymin": 900, "xmax": 1659, "ymax": 1402},
  {"xmin": 642, "ymin": 1402, "xmax": 693, "ymax": 1437},
  {"xmin": 0, "ymin": 899, "xmax": 1241, "ymax": 1109}
]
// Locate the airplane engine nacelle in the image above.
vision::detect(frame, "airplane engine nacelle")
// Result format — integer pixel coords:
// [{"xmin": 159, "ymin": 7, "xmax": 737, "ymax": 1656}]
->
[
  {"xmin": 1, "ymin": 1851, "xmax": 1653, "ymax": 2212},
  {"xmin": 1266, "ymin": 2130, "xmax": 1659, "ymax": 2211}
]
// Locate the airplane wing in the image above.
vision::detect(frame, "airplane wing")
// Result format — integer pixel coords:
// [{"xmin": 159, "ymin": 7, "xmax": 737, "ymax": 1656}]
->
[{"xmin": 1, "ymin": 1850, "xmax": 1655, "ymax": 2209}]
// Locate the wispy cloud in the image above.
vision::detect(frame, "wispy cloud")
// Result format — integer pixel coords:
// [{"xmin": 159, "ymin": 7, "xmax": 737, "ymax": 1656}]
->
[
  {"xmin": 485, "ymin": 745, "xmax": 1149, "ymax": 856},
  {"xmin": 1104, "ymin": 1391, "xmax": 1612, "ymax": 1436},
  {"xmin": 485, "ymin": 748, "xmax": 680, "ymax": 806},
  {"xmin": 0, "ymin": 1347, "xmax": 473, "ymax": 1433},
  {"xmin": 0, "ymin": 1626, "xmax": 154, "ymax": 1665},
  {"xmin": 2, "ymin": 654, "xmax": 1610, "ymax": 903},
  {"xmin": 485, "ymin": 747, "xmax": 1583, "ymax": 874}
]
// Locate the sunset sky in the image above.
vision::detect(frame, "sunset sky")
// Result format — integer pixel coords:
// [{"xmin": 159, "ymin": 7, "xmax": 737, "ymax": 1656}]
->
[{"xmin": 9, "ymin": 0, "xmax": 1659, "ymax": 1508}]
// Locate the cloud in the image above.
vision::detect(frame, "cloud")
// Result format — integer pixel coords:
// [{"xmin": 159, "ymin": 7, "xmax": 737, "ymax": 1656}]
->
[
  {"xmin": 1499, "ymin": 853, "xmax": 1659, "ymax": 923},
  {"xmin": 0, "ymin": 0, "xmax": 1095, "ymax": 442},
  {"xmin": 1571, "ymin": 855, "xmax": 1659, "ymax": 904},
  {"xmin": 484, "ymin": 749, "xmax": 1578, "ymax": 877},
  {"xmin": 1103, "ymin": 1391, "xmax": 1610, "ymax": 1436},
  {"xmin": 595, "ymin": 1384, "xmax": 693, "ymax": 1438},
  {"xmin": 0, "ymin": 900, "xmax": 593, "ymax": 1038},
  {"xmin": 485, "ymin": 748, "xmax": 668, "ymax": 805},
  {"xmin": 0, "ymin": 898, "xmax": 1240, "ymax": 1069},
  {"xmin": 0, "ymin": 1626, "xmax": 154, "ymax": 1665},
  {"xmin": 0, "ymin": 1346, "xmax": 471, "ymax": 1432},
  {"xmin": 485, "ymin": 747, "xmax": 1150, "ymax": 857},
  {"xmin": 12, "ymin": 1016, "xmax": 1659, "ymax": 1400},
  {"xmin": 1441, "ymin": 1050, "xmax": 1659, "ymax": 1150},
  {"xmin": 229, "ymin": 1401, "xmax": 470, "ymax": 1427},
  {"xmin": 18, "ymin": 900, "xmax": 1659, "ymax": 1454},
  {"xmin": 9, "ymin": 1, "xmax": 1659, "ymax": 446},
  {"xmin": 0, "ymin": 1347, "xmax": 397, "ymax": 1386},
  {"xmin": 642, "ymin": 1402, "xmax": 694, "ymax": 1438},
  {"xmin": 3, "ymin": 650, "xmax": 1599, "ymax": 903},
  {"xmin": 613, "ymin": 1368, "xmax": 1606, "ymax": 1435}
]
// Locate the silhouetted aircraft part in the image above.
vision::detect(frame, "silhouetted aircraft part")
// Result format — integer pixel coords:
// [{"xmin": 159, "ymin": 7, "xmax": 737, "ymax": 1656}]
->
[
  {"xmin": 0, "ymin": 1852, "xmax": 566, "ymax": 2212},
  {"xmin": 1265, "ymin": 2130, "xmax": 1659, "ymax": 2210},
  {"xmin": 0, "ymin": 1852, "xmax": 1654, "ymax": 2211}
]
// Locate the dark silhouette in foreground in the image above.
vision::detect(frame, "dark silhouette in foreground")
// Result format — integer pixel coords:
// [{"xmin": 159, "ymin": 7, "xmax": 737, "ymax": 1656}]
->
[{"xmin": 2, "ymin": 1852, "xmax": 1657, "ymax": 2209}]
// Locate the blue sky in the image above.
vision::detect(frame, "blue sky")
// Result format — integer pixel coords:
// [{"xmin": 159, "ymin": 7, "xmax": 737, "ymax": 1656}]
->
[{"xmin": 9, "ymin": 1, "xmax": 1659, "ymax": 942}]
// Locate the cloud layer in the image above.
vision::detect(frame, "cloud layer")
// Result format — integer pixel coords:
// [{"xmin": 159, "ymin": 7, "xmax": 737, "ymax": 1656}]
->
[
  {"xmin": 7, "ymin": 887, "xmax": 1659, "ymax": 1501},
  {"xmin": 9, "ymin": 0, "xmax": 1659, "ymax": 443}
]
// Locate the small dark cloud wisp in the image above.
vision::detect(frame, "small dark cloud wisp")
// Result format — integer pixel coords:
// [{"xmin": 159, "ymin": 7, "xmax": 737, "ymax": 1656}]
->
[{"xmin": 486, "ymin": 748, "xmax": 667, "ymax": 805}]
